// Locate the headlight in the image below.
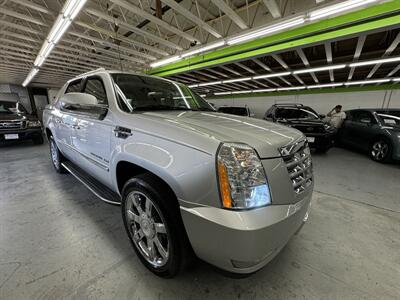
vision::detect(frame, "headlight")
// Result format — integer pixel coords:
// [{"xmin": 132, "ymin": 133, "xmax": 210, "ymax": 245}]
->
[
  {"xmin": 217, "ymin": 143, "xmax": 271, "ymax": 210},
  {"xmin": 27, "ymin": 120, "xmax": 41, "ymax": 127}
]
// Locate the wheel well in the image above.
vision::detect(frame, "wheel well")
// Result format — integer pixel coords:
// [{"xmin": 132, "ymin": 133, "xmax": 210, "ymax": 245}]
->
[
  {"xmin": 370, "ymin": 135, "xmax": 391, "ymax": 147},
  {"xmin": 115, "ymin": 161, "xmax": 177, "ymax": 200}
]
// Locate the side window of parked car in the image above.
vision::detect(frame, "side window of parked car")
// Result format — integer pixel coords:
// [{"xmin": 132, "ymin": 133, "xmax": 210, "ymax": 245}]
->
[
  {"xmin": 83, "ymin": 77, "xmax": 107, "ymax": 105},
  {"xmin": 353, "ymin": 111, "xmax": 375, "ymax": 124},
  {"xmin": 65, "ymin": 79, "xmax": 82, "ymax": 93}
]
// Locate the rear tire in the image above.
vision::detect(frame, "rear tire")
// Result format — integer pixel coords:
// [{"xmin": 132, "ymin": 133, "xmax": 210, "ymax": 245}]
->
[
  {"xmin": 121, "ymin": 173, "xmax": 193, "ymax": 278},
  {"xmin": 49, "ymin": 136, "xmax": 67, "ymax": 173},
  {"xmin": 370, "ymin": 137, "xmax": 392, "ymax": 163}
]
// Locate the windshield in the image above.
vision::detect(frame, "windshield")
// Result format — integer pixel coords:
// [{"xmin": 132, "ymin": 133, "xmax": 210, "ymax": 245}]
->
[
  {"xmin": 218, "ymin": 107, "xmax": 248, "ymax": 116},
  {"xmin": 112, "ymin": 74, "xmax": 215, "ymax": 112},
  {"xmin": 276, "ymin": 107, "xmax": 319, "ymax": 120},
  {"xmin": 376, "ymin": 111, "xmax": 400, "ymax": 126},
  {"xmin": 0, "ymin": 101, "xmax": 27, "ymax": 114}
]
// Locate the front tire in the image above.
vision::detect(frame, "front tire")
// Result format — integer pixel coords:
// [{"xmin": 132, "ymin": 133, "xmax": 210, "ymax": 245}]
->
[
  {"xmin": 370, "ymin": 138, "xmax": 392, "ymax": 163},
  {"xmin": 49, "ymin": 136, "xmax": 67, "ymax": 173},
  {"xmin": 121, "ymin": 173, "xmax": 192, "ymax": 278}
]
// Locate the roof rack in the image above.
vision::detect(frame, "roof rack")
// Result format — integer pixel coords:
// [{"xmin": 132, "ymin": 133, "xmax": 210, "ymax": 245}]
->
[
  {"xmin": 77, "ymin": 68, "xmax": 106, "ymax": 77},
  {"xmin": 273, "ymin": 103, "xmax": 304, "ymax": 107}
]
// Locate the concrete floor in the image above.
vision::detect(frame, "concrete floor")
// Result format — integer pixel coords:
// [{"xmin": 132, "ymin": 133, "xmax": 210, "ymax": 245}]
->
[{"xmin": 0, "ymin": 141, "xmax": 399, "ymax": 300}]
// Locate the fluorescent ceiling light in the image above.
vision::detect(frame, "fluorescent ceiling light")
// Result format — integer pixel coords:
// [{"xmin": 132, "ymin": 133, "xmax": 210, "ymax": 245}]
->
[
  {"xmin": 345, "ymin": 79, "xmax": 391, "ymax": 86},
  {"xmin": 200, "ymin": 94, "xmax": 207, "ymax": 97},
  {"xmin": 253, "ymin": 72, "xmax": 291, "ymax": 79},
  {"xmin": 188, "ymin": 84, "xmax": 198, "ymax": 88},
  {"xmin": 350, "ymin": 56, "xmax": 400, "ymax": 68},
  {"xmin": 223, "ymin": 77, "xmax": 252, "ymax": 83},
  {"xmin": 181, "ymin": 41, "xmax": 225, "ymax": 58},
  {"xmin": 307, "ymin": 83, "xmax": 343, "ymax": 89},
  {"xmin": 22, "ymin": 0, "xmax": 88, "ymax": 87},
  {"xmin": 150, "ymin": 56, "xmax": 181, "ymax": 68},
  {"xmin": 253, "ymin": 88, "xmax": 277, "ymax": 93},
  {"xmin": 63, "ymin": 0, "xmax": 88, "ymax": 19},
  {"xmin": 392, "ymin": 78, "xmax": 400, "ymax": 82},
  {"xmin": 198, "ymin": 81, "xmax": 222, "ymax": 87},
  {"xmin": 227, "ymin": 17, "xmax": 305, "ymax": 45},
  {"xmin": 214, "ymin": 92, "xmax": 232, "ymax": 95},
  {"xmin": 52, "ymin": 19, "xmax": 72, "ymax": 44},
  {"xmin": 293, "ymin": 64, "xmax": 346, "ymax": 74},
  {"xmin": 309, "ymin": 0, "xmax": 378, "ymax": 21},
  {"xmin": 231, "ymin": 90, "xmax": 251, "ymax": 94},
  {"xmin": 277, "ymin": 86, "xmax": 306, "ymax": 91}
]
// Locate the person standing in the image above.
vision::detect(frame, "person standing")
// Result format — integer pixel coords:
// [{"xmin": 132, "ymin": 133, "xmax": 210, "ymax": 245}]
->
[{"xmin": 327, "ymin": 105, "xmax": 346, "ymax": 129}]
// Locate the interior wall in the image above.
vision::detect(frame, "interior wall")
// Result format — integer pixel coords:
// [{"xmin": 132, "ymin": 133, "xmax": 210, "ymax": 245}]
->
[
  {"xmin": 208, "ymin": 89, "xmax": 400, "ymax": 118},
  {"xmin": 0, "ymin": 84, "xmax": 31, "ymax": 113}
]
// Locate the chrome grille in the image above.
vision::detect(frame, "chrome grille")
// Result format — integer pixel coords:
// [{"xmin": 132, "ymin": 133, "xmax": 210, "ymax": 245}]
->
[
  {"xmin": 0, "ymin": 120, "xmax": 24, "ymax": 130},
  {"xmin": 283, "ymin": 142, "xmax": 313, "ymax": 194}
]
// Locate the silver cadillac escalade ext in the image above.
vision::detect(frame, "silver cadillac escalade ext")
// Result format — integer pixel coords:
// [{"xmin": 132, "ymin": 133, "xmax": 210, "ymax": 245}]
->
[{"xmin": 43, "ymin": 69, "xmax": 313, "ymax": 277}]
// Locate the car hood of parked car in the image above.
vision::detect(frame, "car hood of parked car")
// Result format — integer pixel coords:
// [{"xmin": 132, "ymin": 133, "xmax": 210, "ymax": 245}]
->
[
  {"xmin": 0, "ymin": 113, "xmax": 38, "ymax": 122},
  {"xmin": 131, "ymin": 111, "xmax": 304, "ymax": 158}
]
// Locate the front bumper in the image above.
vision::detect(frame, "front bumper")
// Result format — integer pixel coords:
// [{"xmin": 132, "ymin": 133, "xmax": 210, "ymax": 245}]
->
[
  {"xmin": 180, "ymin": 190, "xmax": 312, "ymax": 274},
  {"xmin": 0, "ymin": 128, "xmax": 43, "ymax": 142},
  {"xmin": 305, "ymin": 132, "xmax": 335, "ymax": 149}
]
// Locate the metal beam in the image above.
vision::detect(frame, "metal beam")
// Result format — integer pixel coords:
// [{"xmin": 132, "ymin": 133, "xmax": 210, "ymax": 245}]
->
[
  {"xmin": 348, "ymin": 35, "xmax": 366, "ymax": 80},
  {"xmin": 296, "ymin": 48, "xmax": 319, "ymax": 83},
  {"xmin": 109, "ymin": 0, "xmax": 200, "ymax": 44},
  {"xmin": 210, "ymin": 0, "xmax": 248, "ymax": 29},
  {"xmin": 0, "ymin": 7, "xmax": 48, "ymax": 26},
  {"xmin": 71, "ymin": 23, "xmax": 168, "ymax": 56},
  {"xmin": 367, "ymin": 32, "xmax": 400, "ymax": 78},
  {"xmin": 158, "ymin": 0, "xmax": 222, "ymax": 38},
  {"xmin": 9, "ymin": 0, "xmax": 53, "ymax": 15},
  {"xmin": 324, "ymin": 42, "xmax": 334, "ymax": 82},
  {"xmin": 262, "ymin": 0, "xmax": 281, "ymax": 18},
  {"xmin": 83, "ymin": 9, "xmax": 181, "ymax": 51}
]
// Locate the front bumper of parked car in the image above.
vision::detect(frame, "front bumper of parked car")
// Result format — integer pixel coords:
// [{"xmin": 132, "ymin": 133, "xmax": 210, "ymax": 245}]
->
[
  {"xmin": 0, "ymin": 128, "xmax": 43, "ymax": 142},
  {"xmin": 180, "ymin": 190, "xmax": 312, "ymax": 274},
  {"xmin": 305, "ymin": 131, "xmax": 336, "ymax": 150}
]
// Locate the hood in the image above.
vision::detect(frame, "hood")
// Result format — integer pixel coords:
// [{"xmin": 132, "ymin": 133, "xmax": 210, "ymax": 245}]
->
[{"xmin": 134, "ymin": 111, "xmax": 304, "ymax": 158}]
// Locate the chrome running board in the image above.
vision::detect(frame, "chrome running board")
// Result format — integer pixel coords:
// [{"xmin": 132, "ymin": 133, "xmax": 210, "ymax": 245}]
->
[{"xmin": 62, "ymin": 161, "xmax": 121, "ymax": 205}]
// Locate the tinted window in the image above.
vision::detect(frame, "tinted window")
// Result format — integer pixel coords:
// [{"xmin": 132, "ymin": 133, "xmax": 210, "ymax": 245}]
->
[
  {"xmin": 376, "ymin": 111, "xmax": 400, "ymax": 126},
  {"xmin": 83, "ymin": 77, "xmax": 107, "ymax": 105},
  {"xmin": 353, "ymin": 111, "xmax": 374, "ymax": 123},
  {"xmin": 66, "ymin": 79, "xmax": 82, "ymax": 93},
  {"xmin": 276, "ymin": 107, "xmax": 318, "ymax": 120},
  {"xmin": 112, "ymin": 74, "xmax": 214, "ymax": 112},
  {"xmin": 218, "ymin": 107, "xmax": 248, "ymax": 116}
]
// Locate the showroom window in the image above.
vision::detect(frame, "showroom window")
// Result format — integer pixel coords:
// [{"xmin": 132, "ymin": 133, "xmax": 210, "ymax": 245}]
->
[{"xmin": 83, "ymin": 77, "xmax": 107, "ymax": 105}]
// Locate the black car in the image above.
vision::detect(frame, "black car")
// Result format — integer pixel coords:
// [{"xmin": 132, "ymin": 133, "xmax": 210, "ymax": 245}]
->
[
  {"xmin": 0, "ymin": 101, "xmax": 44, "ymax": 144},
  {"xmin": 218, "ymin": 106, "xmax": 253, "ymax": 117},
  {"xmin": 337, "ymin": 109, "xmax": 400, "ymax": 162},
  {"xmin": 264, "ymin": 103, "xmax": 336, "ymax": 152}
]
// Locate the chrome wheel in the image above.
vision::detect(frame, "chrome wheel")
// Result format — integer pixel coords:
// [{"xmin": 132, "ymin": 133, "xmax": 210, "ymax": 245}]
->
[
  {"xmin": 125, "ymin": 191, "xmax": 169, "ymax": 268},
  {"xmin": 371, "ymin": 140, "xmax": 389, "ymax": 161},
  {"xmin": 50, "ymin": 139, "xmax": 59, "ymax": 167}
]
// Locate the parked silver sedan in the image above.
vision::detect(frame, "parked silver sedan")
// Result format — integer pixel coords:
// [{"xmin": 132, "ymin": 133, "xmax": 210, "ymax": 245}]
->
[{"xmin": 43, "ymin": 69, "xmax": 313, "ymax": 277}]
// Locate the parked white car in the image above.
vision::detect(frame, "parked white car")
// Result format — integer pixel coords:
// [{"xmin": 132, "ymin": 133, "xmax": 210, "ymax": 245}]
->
[{"xmin": 43, "ymin": 69, "xmax": 313, "ymax": 277}]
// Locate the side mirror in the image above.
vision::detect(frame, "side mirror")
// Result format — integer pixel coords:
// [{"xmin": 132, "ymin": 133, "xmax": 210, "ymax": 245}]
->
[
  {"xmin": 319, "ymin": 114, "xmax": 326, "ymax": 119},
  {"xmin": 360, "ymin": 118, "xmax": 372, "ymax": 124},
  {"xmin": 60, "ymin": 93, "xmax": 97, "ymax": 107},
  {"xmin": 60, "ymin": 93, "xmax": 107, "ymax": 119}
]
